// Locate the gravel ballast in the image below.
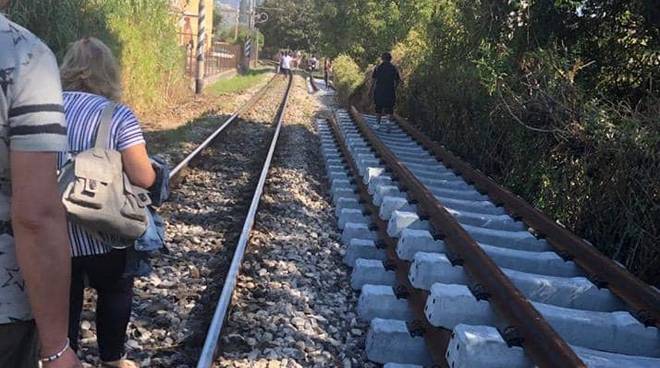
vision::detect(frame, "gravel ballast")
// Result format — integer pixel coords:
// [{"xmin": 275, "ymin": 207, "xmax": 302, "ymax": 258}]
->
[
  {"xmin": 216, "ymin": 75, "xmax": 373, "ymax": 368},
  {"xmin": 75, "ymin": 76, "xmax": 289, "ymax": 368},
  {"xmin": 74, "ymin": 74, "xmax": 370, "ymax": 368}
]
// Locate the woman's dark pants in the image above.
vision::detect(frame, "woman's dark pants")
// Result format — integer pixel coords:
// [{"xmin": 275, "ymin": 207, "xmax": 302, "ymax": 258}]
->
[{"xmin": 68, "ymin": 249, "xmax": 133, "ymax": 362}]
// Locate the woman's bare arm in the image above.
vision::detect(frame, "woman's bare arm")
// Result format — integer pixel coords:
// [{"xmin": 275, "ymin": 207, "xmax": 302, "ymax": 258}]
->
[{"xmin": 121, "ymin": 144, "xmax": 156, "ymax": 189}]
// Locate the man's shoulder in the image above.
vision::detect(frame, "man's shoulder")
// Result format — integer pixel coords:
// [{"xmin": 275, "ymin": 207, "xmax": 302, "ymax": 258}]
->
[{"xmin": 0, "ymin": 15, "xmax": 53, "ymax": 67}]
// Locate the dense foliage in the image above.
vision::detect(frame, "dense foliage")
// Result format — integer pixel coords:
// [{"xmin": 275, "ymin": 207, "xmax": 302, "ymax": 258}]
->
[
  {"xmin": 332, "ymin": 55, "xmax": 363, "ymax": 104},
  {"xmin": 258, "ymin": 0, "xmax": 320, "ymax": 56},
  {"xmin": 264, "ymin": 0, "xmax": 659, "ymax": 284},
  {"xmin": 215, "ymin": 24, "xmax": 264, "ymax": 48},
  {"xmin": 8, "ymin": 0, "xmax": 186, "ymax": 114}
]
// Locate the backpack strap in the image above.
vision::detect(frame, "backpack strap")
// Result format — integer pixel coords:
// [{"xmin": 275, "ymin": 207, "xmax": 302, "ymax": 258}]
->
[{"xmin": 94, "ymin": 102, "xmax": 117, "ymax": 149}]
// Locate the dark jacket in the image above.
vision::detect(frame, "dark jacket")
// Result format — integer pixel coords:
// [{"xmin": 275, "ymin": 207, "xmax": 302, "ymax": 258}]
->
[{"xmin": 372, "ymin": 61, "xmax": 401, "ymax": 107}]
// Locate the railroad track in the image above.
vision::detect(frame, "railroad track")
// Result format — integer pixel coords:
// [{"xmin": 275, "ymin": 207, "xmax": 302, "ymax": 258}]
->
[
  {"xmin": 316, "ymin": 108, "xmax": 659, "ymax": 367},
  {"xmin": 159, "ymin": 73, "xmax": 293, "ymax": 367},
  {"xmin": 195, "ymin": 75, "xmax": 292, "ymax": 368},
  {"xmin": 68, "ymin": 73, "xmax": 291, "ymax": 367},
  {"xmin": 169, "ymin": 75, "xmax": 287, "ymax": 182}
]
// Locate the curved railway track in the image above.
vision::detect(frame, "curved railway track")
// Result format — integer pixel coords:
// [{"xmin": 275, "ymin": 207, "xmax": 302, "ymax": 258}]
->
[{"xmin": 316, "ymin": 107, "xmax": 659, "ymax": 367}]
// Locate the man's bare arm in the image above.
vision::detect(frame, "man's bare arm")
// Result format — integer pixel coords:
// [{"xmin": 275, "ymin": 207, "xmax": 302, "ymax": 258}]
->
[{"xmin": 11, "ymin": 152, "xmax": 74, "ymax": 359}]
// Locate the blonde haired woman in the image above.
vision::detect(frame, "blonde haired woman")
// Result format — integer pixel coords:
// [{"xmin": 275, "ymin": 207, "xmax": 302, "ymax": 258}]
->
[{"xmin": 59, "ymin": 37, "xmax": 155, "ymax": 368}]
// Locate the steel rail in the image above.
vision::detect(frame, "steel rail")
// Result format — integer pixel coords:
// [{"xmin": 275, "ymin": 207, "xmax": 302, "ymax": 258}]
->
[
  {"xmin": 327, "ymin": 114, "xmax": 451, "ymax": 366},
  {"xmin": 349, "ymin": 106, "xmax": 586, "ymax": 368},
  {"xmin": 169, "ymin": 74, "xmax": 278, "ymax": 182},
  {"xmin": 392, "ymin": 113, "xmax": 660, "ymax": 328},
  {"xmin": 196, "ymin": 74, "xmax": 293, "ymax": 368}
]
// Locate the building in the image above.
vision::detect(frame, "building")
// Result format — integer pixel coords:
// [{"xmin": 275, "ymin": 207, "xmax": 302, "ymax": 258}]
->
[{"xmin": 171, "ymin": 0, "xmax": 215, "ymax": 53}]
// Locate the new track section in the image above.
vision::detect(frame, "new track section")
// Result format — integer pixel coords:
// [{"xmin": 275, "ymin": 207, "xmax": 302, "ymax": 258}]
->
[{"xmin": 316, "ymin": 108, "xmax": 659, "ymax": 368}]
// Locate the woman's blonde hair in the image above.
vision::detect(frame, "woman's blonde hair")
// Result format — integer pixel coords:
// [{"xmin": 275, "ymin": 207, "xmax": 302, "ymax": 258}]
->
[{"xmin": 60, "ymin": 37, "xmax": 121, "ymax": 101}]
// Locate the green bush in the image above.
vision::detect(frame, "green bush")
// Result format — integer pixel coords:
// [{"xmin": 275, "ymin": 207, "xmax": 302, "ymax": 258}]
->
[
  {"xmin": 332, "ymin": 54, "xmax": 364, "ymax": 104},
  {"xmin": 403, "ymin": 46, "xmax": 659, "ymax": 283},
  {"xmin": 8, "ymin": 0, "xmax": 186, "ymax": 114},
  {"xmin": 215, "ymin": 24, "xmax": 264, "ymax": 48}
]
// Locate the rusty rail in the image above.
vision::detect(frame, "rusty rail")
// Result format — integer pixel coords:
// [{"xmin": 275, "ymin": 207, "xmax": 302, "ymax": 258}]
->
[
  {"xmin": 196, "ymin": 74, "xmax": 293, "ymax": 368},
  {"xmin": 169, "ymin": 75, "xmax": 278, "ymax": 183},
  {"xmin": 393, "ymin": 113, "xmax": 660, "ymax": 328},
  {"xmin": 349, "ymin": 107, "xmax": 586, "ymax": 368},
  {"xmin": 327, "ymin": 115, "xmax": 451, "ymax": 366}
]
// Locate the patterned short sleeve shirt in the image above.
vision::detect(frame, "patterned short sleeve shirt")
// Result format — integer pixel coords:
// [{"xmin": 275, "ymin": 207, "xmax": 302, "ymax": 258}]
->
[{"xmin": 0, "ymin": 14, "xmax": 67, "ymax": 324}]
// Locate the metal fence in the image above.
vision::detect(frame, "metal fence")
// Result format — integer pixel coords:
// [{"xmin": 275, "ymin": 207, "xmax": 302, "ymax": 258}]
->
[
  {"xmin": 205, "ymin": 42, "xmax": 241, "ymax": 76},
  {"xmin": 180, "ymin": 34, "xmax": 240, "ymax": 79}
]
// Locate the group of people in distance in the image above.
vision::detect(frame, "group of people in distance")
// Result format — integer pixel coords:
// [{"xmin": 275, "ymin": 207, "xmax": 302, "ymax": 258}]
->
[
  {"xmin": 280, "ymin": 49, "xmax": 400, "ymax": 126},
  {"xmin": 276, "ymin": 50, "xmax": 334, "ymax": 90},
  {"xmin": 2, "ymin": 7, "xmax": 152, "ymax": 368}
]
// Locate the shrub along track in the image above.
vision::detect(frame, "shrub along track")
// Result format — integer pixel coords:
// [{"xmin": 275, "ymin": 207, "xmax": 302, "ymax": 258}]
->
[{"xmin": 74, "ymin": 75, "xmax": 290, "ymax": 368}]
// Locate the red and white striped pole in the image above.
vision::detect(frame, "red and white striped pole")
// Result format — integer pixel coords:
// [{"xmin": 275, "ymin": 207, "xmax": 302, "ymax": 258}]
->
[{"xmin": 195, "ymin": 0, "xmax": 207, "ymax": 94}]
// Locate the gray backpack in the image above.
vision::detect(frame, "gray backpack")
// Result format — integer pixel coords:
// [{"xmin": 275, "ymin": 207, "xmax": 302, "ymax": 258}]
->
[{"xmin": 58, "ymin": 103, "xmax": 151, "ymax": 244}]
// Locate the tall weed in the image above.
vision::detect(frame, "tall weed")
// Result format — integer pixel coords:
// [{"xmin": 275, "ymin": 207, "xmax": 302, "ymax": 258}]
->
[
  {"xmin": 8, "ymin": 0, "xmax": 186, "ymax": 114},
  {"xmin": 333, "ymin": 55, "xmax": 364, "ymax": 104}
]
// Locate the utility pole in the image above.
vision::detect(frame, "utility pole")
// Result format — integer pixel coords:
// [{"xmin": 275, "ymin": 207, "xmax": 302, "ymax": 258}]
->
[
  {"xmin": 248, "ymin": 0, "xmax": 255, "ymax": 68},
  {"xmin": 255, "ymin": 0, "xmax": 260, "ymax": 66},
  {"xmin": 249, "ymin": 0, "xmax": 255, "ymax": 29},
  {"xmin": 249, "ymin": 0, "xmax": 260, "ymax": 68},
  {"xmin": 195, "ymin": 0, "xmax": 207, "ymax": 94},
  {"xmin": 234, "ymin": 8, "xmax": 239, "ymax": 41}
]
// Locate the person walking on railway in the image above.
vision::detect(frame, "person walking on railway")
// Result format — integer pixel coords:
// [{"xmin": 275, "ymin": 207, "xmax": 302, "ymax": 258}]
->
[
  {"xmin": 0, "ymin": 10, "xmax": 83, "ymax": 368},
  {"xmin": 371, "ymin": 52, "xmax": 401, "ymax": 129},
  {"xmin": 323, "ymin": 58, "xmax": 333, "ymax": 89},
  {"xmin": 59, "ymin": 37, "xmax": 157, "ymax": 368},
  {"xmin": 281, "ymin": 51, "xmax": 293, "ymax": 76}
]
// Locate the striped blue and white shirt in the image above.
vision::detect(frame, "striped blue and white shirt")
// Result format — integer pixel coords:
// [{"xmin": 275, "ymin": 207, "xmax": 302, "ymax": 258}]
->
[{"xmin": 58, "ymin": 91, "xmax": 146, "ymax": 257}]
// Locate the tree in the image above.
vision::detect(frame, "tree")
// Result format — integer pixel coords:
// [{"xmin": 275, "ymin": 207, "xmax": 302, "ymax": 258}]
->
[
  {"xmin": 259, "ymin": 0, "xmax": 321, "ymax": 54},
  {"xmin": 315, "ymin": 0, "xmax": 435, "ymax": 65},
  {"xmin": 213, "ymin": 8, "xmax": 223, "ymax": 32}
]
